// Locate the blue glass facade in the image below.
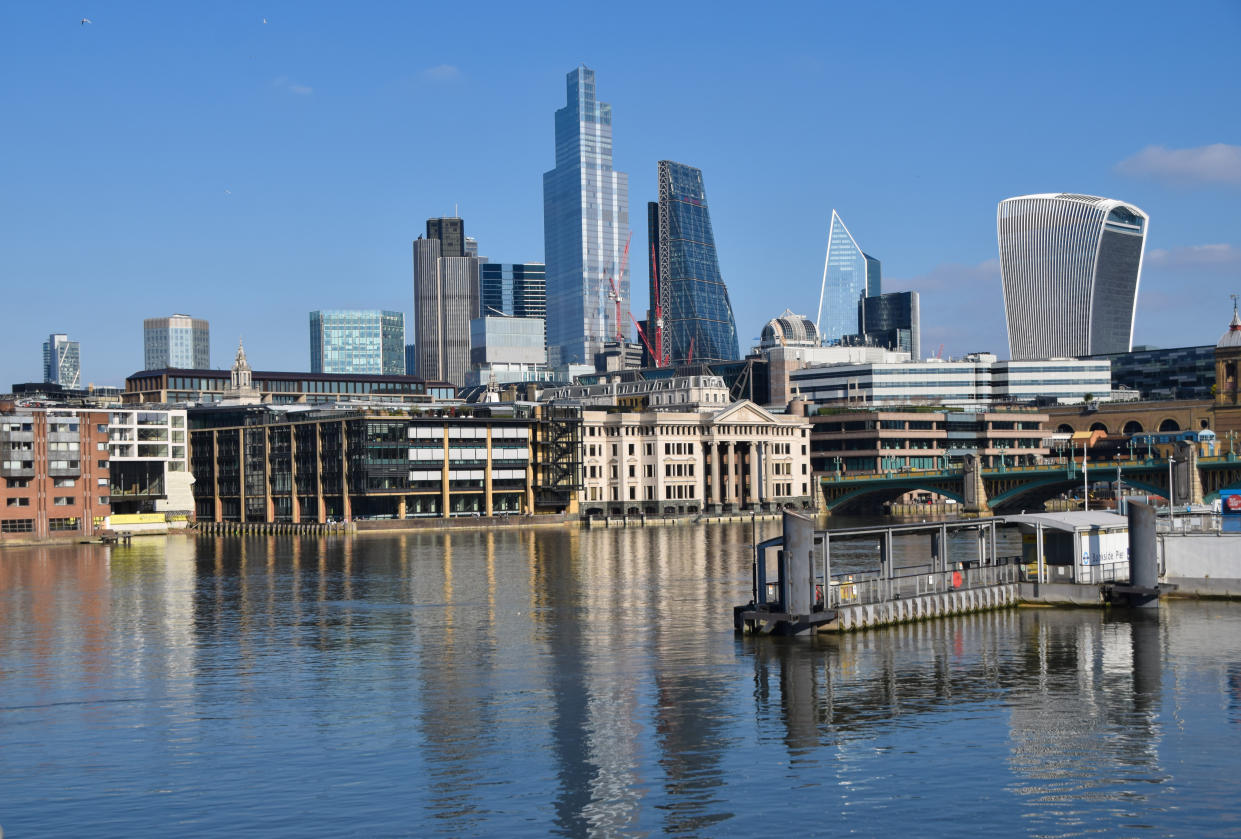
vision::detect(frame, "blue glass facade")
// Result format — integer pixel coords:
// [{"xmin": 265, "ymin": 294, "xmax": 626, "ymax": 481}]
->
[
  {"xmin": 816, "ymin": 211, "xmax": 872, "ymax": 345},
  {"xmin": 652, "ymin": 161, "xmax": 738, "ymax": 364},
  {"xmin": 309, "ymin": 310, "xmax": 406, "ymax": 376},
  {"xmin": 542, "ymin": 66, "xmax": 630, "ymax": 365}
]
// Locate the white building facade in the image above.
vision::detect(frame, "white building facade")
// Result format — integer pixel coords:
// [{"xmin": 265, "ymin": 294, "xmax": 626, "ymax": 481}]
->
[{"xmin": 579, "ymin": 401, "xmax": 813, "ymax": 516}]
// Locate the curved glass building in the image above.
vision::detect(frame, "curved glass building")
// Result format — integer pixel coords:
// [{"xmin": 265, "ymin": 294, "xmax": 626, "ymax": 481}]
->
[
  {"xmin": 650, "ymin": 161, "xmax": 738, "ymax": 364},
  {"xmin": 998, "ymin": 193, "xmax": 1148, "ymax": 360}
]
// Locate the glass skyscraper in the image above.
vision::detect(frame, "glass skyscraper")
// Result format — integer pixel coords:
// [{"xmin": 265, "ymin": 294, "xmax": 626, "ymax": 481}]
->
[
  {"xmin": 998, "ymin": 193, "xmax": 1149, "ymax": 359},
  {"xmin": 542, "ymin": 66, "xmax": 630, "ymax": 365},
  {"xmin": 649, "ymin": 161, "xmax": 738, "ymax": 365},
  {"xmin": 859, "ymin": 291, "xmax": 920, "ymax": 360},
  {"xmin": 144, "ymin": 314, "xmax": 210, "ymax": 369},
  {"xmin": 309, "ymin": 310, "xmax": 406, "ymax": 376},
  {"xmin": 42, "ymin": 333, "xmax": 80, "ymax": 388},
  {"xmin": 816, "ymin": 210, "xmax": 880, "ymax": 345}
]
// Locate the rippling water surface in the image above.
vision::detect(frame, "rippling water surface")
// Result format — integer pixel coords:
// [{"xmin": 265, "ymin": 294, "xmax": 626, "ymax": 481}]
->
[{"xmin": 1, "ymin": 523, "xmax": 1239, "ymax": 837}]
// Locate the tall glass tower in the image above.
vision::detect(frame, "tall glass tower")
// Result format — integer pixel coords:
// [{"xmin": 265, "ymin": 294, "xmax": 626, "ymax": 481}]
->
[
  {"xmin": 816, "ymin": 210, "xmax": 880, "ymax": 345},
  {"xmin": 998, "ymin": 193, "xmax": 1148, "ymax": 359},
  {"xmin": 649, "ymin": 161, "xmax": 738, "ymax": 365},
  {"xmin": 542, "ymin": 66, "xmax": 630, "ymax": 365}
]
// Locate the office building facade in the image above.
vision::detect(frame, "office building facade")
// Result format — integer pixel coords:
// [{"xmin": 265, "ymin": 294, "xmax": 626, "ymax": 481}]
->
[
  {"xmin": 470, "ymin": 316, "xmax": 547, "ymax": 367},
  {"xmin": 649, "ymin": 161, "xmax": 739, "ymax": 365},
  {"xmin": 124, "ymin": 368, "xmax": 454, "ymax": 405},
  {"xmin": 144, "ymin": 314, "xmax": 210, "ymax": 369},
  {"xmin": 998, "ymin": 193, "xmax": 1149, "ymax": 359},
  {"xmin": 309, "ymin": 310, "xmax": 405, "ymax": 376},
  {"xmin": 480, "ymin": 263, "xmax": 546, "ymax": 321},
  {"xmin": 542, "ymin": 66, "xmax": 630, "ymax": 365},
  {"xmin": 413, "ymin": 218, "xmax": 480, "ymax": 386},
  {"xmin": 42, "ymin": 333, "xmax": 80, "ymax": 389},
  {"xmin": 816, "ymin": 211, "xmax": 880, "ymax": 345},
  {"xmin": 859, "ymin": 291, "xmax": 921, "ymax": 360}
]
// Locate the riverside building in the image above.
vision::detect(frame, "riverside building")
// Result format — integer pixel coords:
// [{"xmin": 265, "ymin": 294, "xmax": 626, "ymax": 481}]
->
[
  {"xmin": 124, "ymin": 368, "xmax": 454, "ymax": 405},
  {"xmin": 578, "ymin": 400, "xmax": 812, "ymax": 517},
  {"xmin": 998, "ymin": 193, "xmax": 1148, "ymax": 359},
  {"xmin": 808, "ymin": 408, "xmax": 1050, "ymax": 475},
  {"xmin": 1, "ymin": 405, "xmax": 111, "ymax": 542},
  {"xmin": 188, "ymin": 403, "xmax": 584, "ymax": 522},
  {"xmin": 816, "ymin": 210, "xmax": 881, "ymax": 345}
]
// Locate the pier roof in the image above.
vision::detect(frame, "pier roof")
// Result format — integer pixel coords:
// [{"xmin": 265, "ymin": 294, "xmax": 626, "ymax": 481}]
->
[{"xmin": 1003, "ymin": 511, "xmax": 1129, "ymax": 533}]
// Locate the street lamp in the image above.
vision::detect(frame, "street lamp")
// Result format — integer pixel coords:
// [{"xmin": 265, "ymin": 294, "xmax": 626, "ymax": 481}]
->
[
  {"xmin": 833, "ymin": 456, "xmax": 843, "ymax": 480},
  {"xmin": 1082, "ymin": 441, "xmax": 1089, "ymax": 513}
]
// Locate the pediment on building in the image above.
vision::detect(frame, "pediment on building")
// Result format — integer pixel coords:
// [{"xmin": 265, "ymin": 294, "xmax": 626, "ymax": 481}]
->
[{"xmin": 707, "ymin": 400, "xmax": 781, "ymax": 427}]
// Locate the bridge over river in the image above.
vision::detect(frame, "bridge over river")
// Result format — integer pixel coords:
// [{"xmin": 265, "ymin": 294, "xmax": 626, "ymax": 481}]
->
[{"xmin": 819, "ymin": 453, "xmax": 1241, "ymax": 515}]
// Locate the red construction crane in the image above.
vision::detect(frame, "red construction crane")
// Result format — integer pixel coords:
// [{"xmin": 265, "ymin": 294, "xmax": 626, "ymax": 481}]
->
[{"xmin": 603, "ymin": 233, "xmax": 633, "ymax": 345}]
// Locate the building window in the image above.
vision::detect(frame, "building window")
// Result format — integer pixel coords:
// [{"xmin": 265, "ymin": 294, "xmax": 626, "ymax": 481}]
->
[
  {"xmin": 49, "ymin": 517, "xmax": 80, "ymax": 532},
  {"xmin": 54, "ymin": 478, "xmax": 75, "ymax": 487},
  {"xmin": 5, "ymin": 479, "xmax": 30, "ymax": 489},
  {"xmin": 6, "ymin": 497, "xmax": 30, "ymax": 507},
  {"xmin": 1, "ymin": 519, "xmax": 33, "ymax": 533},
  {"xmin": 54, "ymin": 497, "xmax": 73, "ymax": 506}
]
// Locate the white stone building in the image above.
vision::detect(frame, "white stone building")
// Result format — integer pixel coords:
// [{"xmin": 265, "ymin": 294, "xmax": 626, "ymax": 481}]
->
[{"xmin": 579, "ymin": 401, "xmax": 814, "ymax": 516}]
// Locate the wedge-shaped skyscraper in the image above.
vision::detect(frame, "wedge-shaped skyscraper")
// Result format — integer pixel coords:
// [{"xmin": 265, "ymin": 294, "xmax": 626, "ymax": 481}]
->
[
  {"xmin": 998, "ymin": 193, "xmax": 1148, "ymax": 360},
  {"xmin": 816, "ymin": 210, "xmax": 880, "ymax": 345},
  {"xmin": 649, "ymin": 161, "xmax": 738, "ymax": 364}
]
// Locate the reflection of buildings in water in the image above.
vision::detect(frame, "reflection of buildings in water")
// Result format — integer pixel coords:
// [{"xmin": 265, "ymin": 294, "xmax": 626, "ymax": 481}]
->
[
  {"xmin": 1005, "ymin": 610, "xmax": 1164, "ymax": 809},
  {"xmin": 0, "ymin": 544, "xmax": 113, "ymax": 691}
]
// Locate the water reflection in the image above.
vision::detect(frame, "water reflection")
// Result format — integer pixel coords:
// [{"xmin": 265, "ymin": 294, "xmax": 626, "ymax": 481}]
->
[{"xmin": 1, "ymin": 527, "xmax": 1240, "ymax": 837}]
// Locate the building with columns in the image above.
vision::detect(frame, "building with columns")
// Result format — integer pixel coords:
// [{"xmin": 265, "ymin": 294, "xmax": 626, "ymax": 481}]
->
[{"xmin": 579, "ymin": 401, "xmax": 813, "ymax": 517}]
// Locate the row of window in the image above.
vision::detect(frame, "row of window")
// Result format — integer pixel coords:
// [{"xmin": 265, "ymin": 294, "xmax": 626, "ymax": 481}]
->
[{"xmin": 0, "ymin": 517, "xmax": 81, "ymax": 533}]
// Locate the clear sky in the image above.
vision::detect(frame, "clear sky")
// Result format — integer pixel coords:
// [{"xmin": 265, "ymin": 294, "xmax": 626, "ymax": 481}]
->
[{"xmin": 2, "ymin": 1, "xmax": 1239, "ymax": 388}]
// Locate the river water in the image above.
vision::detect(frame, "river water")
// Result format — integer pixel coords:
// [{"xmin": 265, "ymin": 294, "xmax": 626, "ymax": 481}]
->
[{"xmin": 1, "ymin": 523, "xmax": 1239, "ymax": 837}]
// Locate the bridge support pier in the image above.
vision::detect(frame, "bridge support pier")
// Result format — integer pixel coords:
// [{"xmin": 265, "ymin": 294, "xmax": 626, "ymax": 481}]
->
[{"xmin": 962, "ymin": 454, "xmax": 992, "ymax": 517}]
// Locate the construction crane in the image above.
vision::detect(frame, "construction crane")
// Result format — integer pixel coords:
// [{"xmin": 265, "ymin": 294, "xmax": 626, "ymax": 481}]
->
[{"xmin": 603, "ymin": 233, "xmax": 633, "ymax": 345}]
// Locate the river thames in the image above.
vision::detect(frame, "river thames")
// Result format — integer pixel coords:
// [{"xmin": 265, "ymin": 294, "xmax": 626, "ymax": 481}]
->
[{"xmin": 1, "ymin": 522, "xmax": 1239, "ymax": 837}]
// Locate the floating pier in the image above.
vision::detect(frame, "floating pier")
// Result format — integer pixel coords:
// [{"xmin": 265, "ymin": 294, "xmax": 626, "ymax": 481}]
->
[{"xmin": 734, "ymin": 505, "xmax": 1168, "ymax": 636}]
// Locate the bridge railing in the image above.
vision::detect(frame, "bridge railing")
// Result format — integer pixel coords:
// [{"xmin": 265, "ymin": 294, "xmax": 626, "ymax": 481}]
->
[
  {"xmin": 824, "ymin": 563, "xmax": 1021, "ymax": 608},
  {"xmin": 1158, "ymin": 513, "xmax": 1224, "ymax": 534}
]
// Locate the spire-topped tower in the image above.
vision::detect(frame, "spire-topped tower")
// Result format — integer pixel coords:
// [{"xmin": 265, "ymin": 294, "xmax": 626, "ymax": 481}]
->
[{"xmin": 223, "ymin": 338, "xmax": 261, "ymax": 404}]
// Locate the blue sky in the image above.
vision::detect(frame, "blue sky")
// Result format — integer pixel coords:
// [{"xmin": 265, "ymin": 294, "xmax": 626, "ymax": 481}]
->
[{"xmin": 2, "ymin": 0, "xmax": 1239, "ymax": 387}]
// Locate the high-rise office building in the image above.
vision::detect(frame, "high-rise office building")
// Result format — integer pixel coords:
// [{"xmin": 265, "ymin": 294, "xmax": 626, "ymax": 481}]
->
[
  {"xmin": 480, "ymin": 263, "xmax": 546, "ymax": 321},
  {"xmin": 648, "ymin": 161, "xmax": 739, "ymax": 365},
  {"xmin": 998, "ymin": 193, "xmax": 1148, "ymax": 359},
  {"xmin": 144, "ymin": 314, "xmax": 210, "ymax": 369},
  {"xmin": 542, "ymin": 66, "xmax": 630, "ymax": 365},
  {"xmin": 413, "ymin": 218, "xmax": 480, "ymax": 386},
  {"xmin": 816, "ymin": 210, "xmax": 880, "ymax": 345},
  {"xmin": 42, "ymin": 333, "xmax": 80, "ymax": 388},
  {"xmin": 309, "ymin": 310, "xmax": 406, "ymax": 375},
  {"xmin": 859, "ymin": 291, "xmax": 921, "ymax": 360}
]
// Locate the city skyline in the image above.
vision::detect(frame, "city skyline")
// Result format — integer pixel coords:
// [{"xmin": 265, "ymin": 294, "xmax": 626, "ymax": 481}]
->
[{"xmin": 1, "ymin": 2, "xmax": 1238, "ymax": 387}]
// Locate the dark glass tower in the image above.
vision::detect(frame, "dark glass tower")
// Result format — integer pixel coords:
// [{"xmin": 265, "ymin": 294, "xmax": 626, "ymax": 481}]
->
[{"xmin": 650, "ymin": 161, "xmax": 738, "ymax": 365}]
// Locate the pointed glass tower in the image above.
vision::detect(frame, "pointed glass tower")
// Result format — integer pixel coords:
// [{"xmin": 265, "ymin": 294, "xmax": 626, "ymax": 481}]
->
[
  {"xmin": 542, "ymin": 66, "xmax": 630, "ymax": 365},
  {"xmin": 816, "ymin": 210, "xmax": 879, "ymax": 345}
]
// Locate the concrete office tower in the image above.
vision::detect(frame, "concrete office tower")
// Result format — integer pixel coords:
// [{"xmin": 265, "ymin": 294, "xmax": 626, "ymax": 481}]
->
[
  {"xmin": 998, "ymin": 193, "xmax": 1148, "ymax": 359},
  {"xmin": 413, "ymin": 217, "xmax": 480, "ymax": 386},
  {"xmin": 648, "ymin": 161, "xmax": 739, "ymax": 365},
  {"xmin": 309, "ymin": 310, "xmax": 406, "ymax": 375},
  {"xmin": 542, "ymin": 66, "xmax": 630, "ymax": 365},
  {"xmin": 144, "ymin": 314, "xmax": 210, "ymax": 369},
  {"xmin": 42, "ymin": 333, "xmax": 80, "ymax": 388},
  {"xmin": 816, "ymin": 210, "xmax": 881, "ymax": 345},
  {"xmin": 860, "ymin": 291, "xmax": 921, "ymax": 360}
]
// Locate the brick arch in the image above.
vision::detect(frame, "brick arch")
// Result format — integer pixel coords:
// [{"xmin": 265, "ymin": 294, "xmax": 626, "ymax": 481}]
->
[
  {"xmin": 1122, "ymin": 420, "xmax": 1144, "ymax": 434},
  {"xmin": 1158, "ymin": 418, "xmax": 1181, "ymax": 432}
]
